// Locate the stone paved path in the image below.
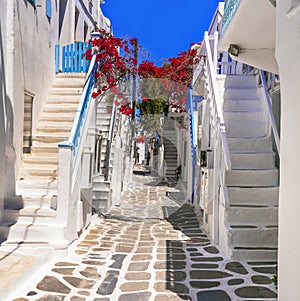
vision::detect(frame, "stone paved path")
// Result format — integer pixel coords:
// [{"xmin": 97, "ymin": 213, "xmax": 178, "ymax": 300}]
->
[{"xmin": 13, "ymin": 166, "xmax": 277, "ymax": 301}]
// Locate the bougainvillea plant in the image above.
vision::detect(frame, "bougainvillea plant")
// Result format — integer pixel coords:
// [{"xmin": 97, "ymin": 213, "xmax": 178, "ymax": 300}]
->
[
  {"xmin": 83, "ymin": 29, "xmax": 139, "ymax": 115},
  {"xmin": 83, "ymin": 28, "xmax": 202, "ymax": 116},
  {"xmin": 138, "ymin": 45, "xmax": 202, "ymax": 113}
]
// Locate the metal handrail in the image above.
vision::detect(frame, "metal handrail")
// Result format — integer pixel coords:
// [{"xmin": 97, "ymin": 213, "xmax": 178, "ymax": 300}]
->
[
  {"xmin": 204, "ymin": 31, "xmax": 232, "ymax": 170},
  {"xmin": 259, "ymin": 69, "xmax": 280, "ymax": 155},
  {"xmin": 59, "ymin": 55, "xmax": 97, "ymax": 155},
  {"xmin": 104, "ymin": 101, "xmax": 117, "ymax": 181}
]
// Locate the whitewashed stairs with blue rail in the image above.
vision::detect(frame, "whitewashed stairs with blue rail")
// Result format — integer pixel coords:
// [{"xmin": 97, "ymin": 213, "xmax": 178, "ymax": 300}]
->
[
  {"xmin": 0, "ymin": 73, "xmax": 85, "ymax": 249},
  {"xmin": 218, "ymin": 75, "xmax": 279, "ymax": 260}
]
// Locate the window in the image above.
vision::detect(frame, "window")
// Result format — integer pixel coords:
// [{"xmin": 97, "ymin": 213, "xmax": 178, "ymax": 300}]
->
[{"xmin": 46, "ymin": 0, "xmax": 52, "ymax": 19}]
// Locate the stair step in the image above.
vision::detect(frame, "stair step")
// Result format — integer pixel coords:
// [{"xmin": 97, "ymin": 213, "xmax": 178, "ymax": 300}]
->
[
  {"xmin": 49, "ymin": 87, "xmax": 83, "ymax": 95},
  {"xmin": 226, "ymin": 169, "xmax": 278, "ymax": 187},
  {"xmin": 223, "ymin": 88, "xmax": 258, "ymax": 100},
  {"xmin": 3, "ymin": 208, "xmax": 57, "ymax": 224},
  {"xmin": 31, "ymin": 146, "xmax": 59, "ymax": 157},
  {"xmin": 230, "ymin": 152, "xmax": 275, "ymax": 169},
  {"xmin": 2, "ymin": 223, "xmax": 67, "ymax": 242},
  {"xmin": 36, "ymin": 129, "xmax": 71, "ymax": 135},
  {"xmin": 4, "ymin": 195, "xmax": 57, "ymax": 210},
  {"xmin": 227, "ymin": 206, "xmax": 278, "ymax": 226},
  {"xmin": 223, "ymin": 100, "xmax": 261, "ymax": 111},
  {"xmin": 52, "ymin": 80, "xmax": 85, "ymax": 88},
  {"xmin": 39, "ymin": 115, "xmax": 75, "ymax": 122},
  {"xmin": 230, "ymin": 227, "xmax": 278, "ymax": 249},
  {"xmin": 223, "ymin": 75, "xmax": 258, "ymax": 89},
  {"xmin": 16, "ymin": 180, "xmax": 58, "ymax": 195},
  {"xmin": 227, "ymin": 187, "xmax": 279, "ymax": 206},
  {"xmin": 226, "ymin": 121, "xmax": 268, "ymax": 138},
  {"xmin": 22, "ymin": 156, "xmax": 58, "ymax": 165},
  {"xmin": 231, "ymin": 249, "xmax": 277, "ymax": 261},
  {"xmin": 43, "ymin": 105, "xmax": 78, "ymax": 113},
  {"xmin": 56, "ymin": 72, "xmax": 86, "ymax": 79},
  {"xmin": 227, "ymin": 136, "xmax": 273, "ymax": 152},
  {"xmin": 224, "ymin": 110, "xmax": 264, "ymax": 123},
  {"xmin": 32, "ymin": 134, "xmax": 69, "ymax": 144},
  {"xmin": 19, "ymin": 167, "xmax": 58, "ymax": 179}
]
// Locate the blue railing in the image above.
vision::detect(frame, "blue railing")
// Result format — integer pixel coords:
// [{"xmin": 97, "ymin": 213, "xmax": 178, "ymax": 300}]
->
[
  {"xmin": 222, "ymin": 0, "xmax": 242, "ymax": 35},
  {"xmin": 59, "ymin": 55, "xmax": 97, "ymax": 155},
  {"xmin": 55, "ymin": 42, "xmax": 91, "ymax": 73},
  {"xmin": 187, "ymin": 88, "xmax": 197, "ymax": 203}
]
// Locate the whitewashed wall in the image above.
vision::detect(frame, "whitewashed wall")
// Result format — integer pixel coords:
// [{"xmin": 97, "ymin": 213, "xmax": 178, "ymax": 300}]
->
[
  {"xmin": 276, "ymin": 1, "xmax": 300, "ymax": 299},
  {"xmin": 0, "ymin": 0, "xmax": 110, "ymax": 205}
]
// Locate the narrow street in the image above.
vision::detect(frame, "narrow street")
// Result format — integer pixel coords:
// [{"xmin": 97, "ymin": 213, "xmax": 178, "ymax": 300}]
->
[{"xmin": 13, "ymin": 166, "xmax": 277, "ymax": 301}]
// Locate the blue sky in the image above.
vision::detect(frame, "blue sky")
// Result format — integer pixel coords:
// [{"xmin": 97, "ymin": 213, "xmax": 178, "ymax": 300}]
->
[{"xmin": 101, "ymin": 0, "xmax": 223, "ymax": 64}]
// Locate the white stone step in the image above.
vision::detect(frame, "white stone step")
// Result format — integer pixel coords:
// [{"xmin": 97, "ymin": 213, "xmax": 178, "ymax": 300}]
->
[
  {"xmin": 230, "ymin": 227, "xmax": 278, "ymax": 248},
  {"xmin": 223, "ymin": 100, "xmax": 261, "ymax": 111},
  {"xmin": 224, "ymin": 110, "xmax": 264, "ymax": 123},
  {"xmin": 46, "ymin": 97, "xmax": 80, "ymax": 105},
  {"xmin": 226, "ymin": 169, "xmax": 278, "ymax": 187},
  {"xmin": 227, "ymin": 136, "xmax": 273, "ymax": 152},
  {"xmin": 226, "ymin": 121, "xmax": 268, "ymax": 138},
  {"xmin": 52, "ymin": 80, "xmax": 85, "ymax": 88},
  {"xmin": 96, "ymin": 119, "xmax": 111, "ymax": 126},
  {"xmin": 232, "ymin": 249, "xmax": 277, "ymax": 261},
  {"xmin": 39, "ymin": 114, "xmax": 76, "ymax": 122},
  {"xmin": 31, "ymin": 146, "xmax": 59, "ymax": 156},
  {"xmin": 56, "ymin": 73, "xmax": 86, "ymax": 79},
  {"xmin": 16, "ymin": 180, "xmax": 58, "ymax": 195},
  {"xmin": 227, "ymin": 206, "xmax": 278, "ymax": 226},
  {"xmin": 3, "ymin": 208, "xmax": 57, "ymax": 224},
  {"xmin": 43, "ymin": 102, "xmax": 78, "ymax": 111},
  {"xmin": 223, "ymin": 88, "xmax": 258, "ymax": 100},
  {"xmin": 49, "ymin": 87, "xmax": 83, "ymax": 95},
  {"xmin": 32, "ymin": 134, "xmax": 69, "ymax": 144},
  {"xmin": 22, "ymin": 156, "xmax": 58, "ymax": 165},
  {"xmin": 230, "ymin": 152, "xmax": 275, "ymax": 169},
  {"xmin": 227, "ymin": 187, "xmax": 279, "ymax": 207},
  {"xmin": 3, "ymin": 223, "xmax": 67, "ymax": 242},
  {"xmin": 223, "ymin": 75, "xmax": 258, "ymax": 89},
  {"xmin": 4, "ymin": 195, "xmax": 57, "ymax": 210},
  {"xmin": 19, "ymin": 165, "xmax": 58, "ymax": 179},
  {"xmin": 36, "ymin": 124, "xmax": 72, "ymax": 133}
]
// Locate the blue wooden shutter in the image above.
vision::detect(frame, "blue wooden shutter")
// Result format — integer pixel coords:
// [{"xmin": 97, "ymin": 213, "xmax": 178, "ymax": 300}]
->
[{"xmin": 46, "ymin": 0, "xmax": 52, "ymax": 19}]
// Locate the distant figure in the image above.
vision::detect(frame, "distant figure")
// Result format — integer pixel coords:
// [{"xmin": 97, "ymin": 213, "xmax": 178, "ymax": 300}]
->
[
  {"xmin": 175, "ymin": 165, "xmax": 182, "ymax": 180},
  {"xmin": 136, "ymin": 147, "xmax": 140, "ymax": 164},
  {"xmin": 146, "ymin": 151, "xmax": 151, "ymax": 165}
]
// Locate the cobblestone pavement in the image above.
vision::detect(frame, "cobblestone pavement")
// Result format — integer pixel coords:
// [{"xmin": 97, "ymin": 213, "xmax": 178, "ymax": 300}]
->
[{"xmin": 13, "ymin": 166, "xmax": 277, "ymax": 301}]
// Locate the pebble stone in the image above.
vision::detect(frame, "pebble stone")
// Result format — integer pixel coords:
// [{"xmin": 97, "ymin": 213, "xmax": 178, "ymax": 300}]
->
[{"xmin": 13, "ymin": 165, "xmax": 277, "ymax": 301}]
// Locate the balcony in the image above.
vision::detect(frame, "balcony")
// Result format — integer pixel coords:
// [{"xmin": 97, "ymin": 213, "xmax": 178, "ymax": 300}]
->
[{"xmin": 219, "ymin": 0, "xmax": 278, "ymax": 73}]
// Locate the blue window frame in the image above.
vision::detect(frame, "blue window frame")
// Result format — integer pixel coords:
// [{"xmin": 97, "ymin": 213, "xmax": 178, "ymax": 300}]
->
[{"xmin": 46, "ymin": 0, "xmax": 52, "ymax": 19}]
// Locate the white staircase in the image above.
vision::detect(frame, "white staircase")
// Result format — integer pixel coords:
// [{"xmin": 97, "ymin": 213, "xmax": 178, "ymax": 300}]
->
[
  {"xmin": 0, "ymin": 73, "xmax": 85, "ymax": 247},
  {"xmin": 219, "ymin": 75, "xmax": 279, "ymax": 260},
  {"xmin": 92, "ymin": 100, "xmax": 115, "ymax": 210},
  {"xmin": 162, "ymin": 119, "xmax": 178, "ymax": 178}
]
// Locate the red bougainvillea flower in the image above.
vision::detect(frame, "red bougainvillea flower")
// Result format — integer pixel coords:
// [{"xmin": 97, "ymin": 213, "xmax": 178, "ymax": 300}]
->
[{"xmin": 142, "ymin": 97, "xmax": 148, "ymax": 102}]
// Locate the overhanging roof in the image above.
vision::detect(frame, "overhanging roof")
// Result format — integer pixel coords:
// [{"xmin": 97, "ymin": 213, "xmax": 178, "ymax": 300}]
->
[{"xmin": 219, "ymin": 0, "xmax": 278, "ymax": 73}]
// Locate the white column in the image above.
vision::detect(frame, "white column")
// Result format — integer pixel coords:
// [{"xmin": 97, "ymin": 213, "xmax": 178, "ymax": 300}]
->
[{"xmin": 276, "ymin": 1, "xmax": 300, "ymax": 299}]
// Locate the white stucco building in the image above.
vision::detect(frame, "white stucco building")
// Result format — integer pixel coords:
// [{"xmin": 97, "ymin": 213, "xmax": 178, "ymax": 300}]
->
[
  {"xmin": 198, "ymin": 0, "xmax": 300, "ymax": 299},
  {"xmin": 0, "ymin": 0, "xmax": 111, "ymax": 248}
]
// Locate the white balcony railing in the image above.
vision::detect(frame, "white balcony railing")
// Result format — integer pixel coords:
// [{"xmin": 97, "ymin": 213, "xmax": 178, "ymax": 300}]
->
[{"xmin": 222, "ymin": 0, "xmax": 242, "ymax": 35}]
